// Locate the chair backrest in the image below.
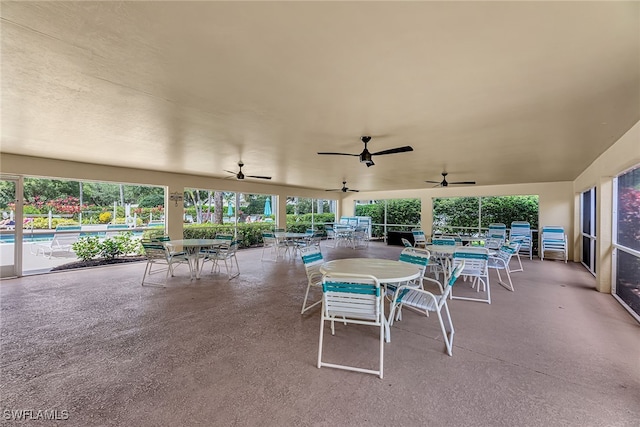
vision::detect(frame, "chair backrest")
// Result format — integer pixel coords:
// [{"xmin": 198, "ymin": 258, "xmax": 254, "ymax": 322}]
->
[
  {"xmin": 325, "ymin": 226, "xmax": 335, "ymax": 238},
  {"xmin": 510, "ymin": 221, "xmax": 531, "ymax": 238},
  {"xmin": 141, "ymin": 239, "xmax": 169, "ymax": 260},
  {"xmin": 412, "ymin": 229, "xmax": 427, "ymax": 244},
  {"xmin": 399, "ymin": 247, "xmax": 431, "ymax": 278},
  {"xmin": 262, "ymin": 231, "xmax": 277, "ymax": 245},
  {"xmin": 453, "ymin": 247, "xmax": 489, "ymax": 275},
  {"xmin": 300, "ymin": 245, "xmax": 324, "ymax": 274},
  {"xmin": 494, "ymin": 244, "xmax": 516, "ymax": 263},
  {"xmin": 432, "ymin": 237, "xmax": 456, "ymax": 246},
  {"xmin": 216, "ymin": 233, "xmax": 234, "ymax": 241},
  {"xmin": 321, "ymin": 273, "xmax": 381, "ymax": 322},
  {"xmin": 488, "ymin": 223, "xmax": 507, "ymax": 239},
  {"xmin": 401, "ymin": 238, "xmax": 413, "ymax": 248},
  {"xmin": 53, "ymin": 225, "xmax": 81, "ymax": 246},
  {"xmin": 542, "ymin": 226, "xmax": 565, "ymax": 240}
]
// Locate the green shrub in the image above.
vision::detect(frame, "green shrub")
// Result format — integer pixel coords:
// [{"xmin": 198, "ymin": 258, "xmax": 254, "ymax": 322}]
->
[{"xmin": 72, "ymin": 236, "xmax": 101, "ymax": 261}]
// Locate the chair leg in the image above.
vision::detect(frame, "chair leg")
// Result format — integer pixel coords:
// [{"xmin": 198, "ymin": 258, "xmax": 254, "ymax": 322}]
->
[
  {"xmin": 301, "ymin": 283, "xmax": 322, "ymax": 314},
  {"xmin": 438, "ymin": 302, "xmax": 455, "ymax": 356},
  {"xmin": 317, "ymin": 314, "xmax": 326, "ymax": 369},
  {"xmin": 378, "ymin": 321, "xmax": 384, "ymax": 379}
]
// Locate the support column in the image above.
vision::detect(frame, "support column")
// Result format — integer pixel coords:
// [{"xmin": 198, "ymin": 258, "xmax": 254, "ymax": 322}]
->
[
  {"xmin": 277, "ymin": 194, "xmax": 287, "ymax": 230},
  {"xmin": 421, "ymin": 196, "xmax": 433, "ymax": 236},
  {"xmin": 595, "ymin": 177, "xmax": 613, "ymax": 293},
  {"xmin": 166, "ymin": 186, "xmax": 184, "ymax": 241}
]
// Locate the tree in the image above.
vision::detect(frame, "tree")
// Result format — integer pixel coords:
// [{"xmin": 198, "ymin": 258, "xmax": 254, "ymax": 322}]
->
[{"xmin": 213, "ymin": 191, "xmax": 224, "ymax": 224}]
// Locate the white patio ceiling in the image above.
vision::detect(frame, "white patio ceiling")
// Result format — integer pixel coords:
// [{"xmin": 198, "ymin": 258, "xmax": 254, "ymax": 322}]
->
[{"xmin": 1, "ymin": 2, "xmax": 638, "ymax": 192}]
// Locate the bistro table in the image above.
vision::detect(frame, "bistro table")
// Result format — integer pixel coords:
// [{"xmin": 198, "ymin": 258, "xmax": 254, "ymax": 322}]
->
[
  {"xmin": 275, "ymin": 232, "xmax": 311, "ymax": 257},
  {"xmin": 319, "ymin": 258, "xmax": 421, "ymax": 342},
  {"xmin": 167, "ymin": 238, "xmax": 230, "ymax": 279}
]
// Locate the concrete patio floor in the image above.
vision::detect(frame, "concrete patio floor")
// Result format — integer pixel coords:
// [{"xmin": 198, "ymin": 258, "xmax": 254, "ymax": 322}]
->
[{"xmin": 1, "ymin": 242, "xmax": 638, "ymax": 426}]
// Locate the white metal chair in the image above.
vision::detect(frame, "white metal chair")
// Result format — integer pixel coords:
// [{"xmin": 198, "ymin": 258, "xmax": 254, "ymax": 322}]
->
[
  {"xmin": 318, "ymin": 273, "xmax": 385, "ymax": 379},
  {"xmin": 401, "ymin": 238, "xmax": 413, "ymax": 248},
  {"xmin": 411, "ymin": 229, "xmax": 427, "ymax": 248},
  {"xmin": 261, "ymin": 231, "xmax": 288, "ymax": 261},
  {"xmin": 507, "ymin": 236, "xmax": 525, "ymax": 272},
  {"xmin": 325, "ymin": 226, "xmax": 337, "ymax": 248},
  {"xmin": 388, "ymin": 261, "xmax": 465, "ymax": 356},
  {"xmin": 140, "ymin": 239, "xmax": 189, "ymax": 287},
  {"xmin": 432, "ymin": 237, "xmax": 456, "ymax": 246},
  {"xmin": 487, "ymin": 244, "xmax": 516, "ymax": 292},
  {"xmin": 510, "ymin": 221, "xmax": 532, "ymax": 260},
  {"xmin": 540, "ymin": 226, "xmax": 568, "ymax": 262},
  {"xmin": 396, "ymin": 247, "xmax": 432, "ymax": 290},
  {"xmin": 451, "ymin": 247, "xmax": 491, "ymax": 304},
  {"xmin": 209, "ymin": 240, "xmax": 240, "ymax": 279},
  {"xmin": 485, "ymin": 223, "xmax": 507, "ymax": 250},
  {"xmin": 33, "ymin": 225, "xmax": 81, "ymax": 258},
  {"xmin": 300, "ymin": 245, "xmax": 324, "ymax": 314},
  {"xmin": 353, "ymin": 226, "xmax": 369, "ymax": 249}
]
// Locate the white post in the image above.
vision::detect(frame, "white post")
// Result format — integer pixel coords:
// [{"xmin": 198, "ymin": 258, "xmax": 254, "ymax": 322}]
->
[
  {"xmin": 48, "ymin": 210, "xmax": 53, "ymax": 229},
  {"xmin": 113, "ymin": 202, "xmax": 117, "ymax": 224}
]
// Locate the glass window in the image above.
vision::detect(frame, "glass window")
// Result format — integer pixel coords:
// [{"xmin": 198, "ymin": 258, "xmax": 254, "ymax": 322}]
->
[{"xmin": 613, "ymin": 165, "xmax": 640, "ymax": 317}]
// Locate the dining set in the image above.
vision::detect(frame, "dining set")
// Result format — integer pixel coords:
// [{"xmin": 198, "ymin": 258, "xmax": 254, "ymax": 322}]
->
[
  {"xmin": 300, "ymin": 242, "xmax": 469, "ymax": 379},
  {"xmin": 140, "ymin": 235, "xmax": 240, "ymax": 286}
]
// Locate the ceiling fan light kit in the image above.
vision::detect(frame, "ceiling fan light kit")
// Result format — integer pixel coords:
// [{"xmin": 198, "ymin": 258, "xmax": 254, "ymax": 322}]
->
[
  {"xmin": 318, "ymin": 135, "xmax": 413, "ymax": 167},
  {"xmin": 225, "ymin": 162, "xmax": 271, "ymax": 180},
  {"xmin": 326, "ymin": 181, "xmax": 359, "ymax": 192},
  {"xmin": 425, "ymin": 172, "xmax": 476, "ymax": 187}
]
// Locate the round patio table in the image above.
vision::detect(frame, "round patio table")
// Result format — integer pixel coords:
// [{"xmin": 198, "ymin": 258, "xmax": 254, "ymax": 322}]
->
[{"xmin": 319, "ymin": 258, "xmax": 421, "ymax": 343}]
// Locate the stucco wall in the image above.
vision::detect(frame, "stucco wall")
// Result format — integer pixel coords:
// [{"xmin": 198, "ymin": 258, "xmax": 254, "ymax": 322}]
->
[{"xmin": 572, "ymin": 121, "xmax": 640, "ymax": 292}]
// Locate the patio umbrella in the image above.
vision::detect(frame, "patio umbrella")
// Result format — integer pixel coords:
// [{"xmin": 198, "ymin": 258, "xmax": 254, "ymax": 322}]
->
[
  {"xmin": 264, "ymin": 197, "xmax": 272, "ymax": 216},
  {"xmin": 227, "ymin": 202, "xmax": 233, "ymax": 217}
]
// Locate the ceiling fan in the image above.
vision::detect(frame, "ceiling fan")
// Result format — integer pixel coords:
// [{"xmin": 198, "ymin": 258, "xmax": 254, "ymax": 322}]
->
[
  {"xmin": 317, "ymin": 136, "xmax": 413, "ymax": 167},
  {"xmin": 426, "ymin": 172, "xmax": 476, "ymax": 187},
  {"xmin": 225, "ymin": 162, "xmax": 271, "ymax": 180},
  {"xmin": 325, "ymin": 181, "xmax": 359, "ymax": 193}
]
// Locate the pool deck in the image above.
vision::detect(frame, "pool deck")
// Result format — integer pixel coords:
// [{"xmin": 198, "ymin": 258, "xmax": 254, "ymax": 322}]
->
[{"xmin": 1, "ymin": 242, "xmax": 79, "ymax": 275}]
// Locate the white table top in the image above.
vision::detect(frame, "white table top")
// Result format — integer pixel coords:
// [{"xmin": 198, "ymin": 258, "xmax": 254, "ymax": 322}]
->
[
  {"xmin": 320, "ymin": 258, "xmax": 421, "ymax": 283},
  {"xmin": 169, "ymin": 238, "xmax": 231, "ymax": 248}
]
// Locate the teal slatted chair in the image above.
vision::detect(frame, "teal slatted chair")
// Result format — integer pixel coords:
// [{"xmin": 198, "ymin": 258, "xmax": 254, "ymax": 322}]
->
[
  {"xmin": 487, "ymin": 244, "xmax": 516, "ymax": 291},
  {"xmin": 388, "ymin": 261, "xmax": 465, "ymax": 356},
  {"xmin": 485, "ymin": 223, "xmax": 507, "ymax": 250},
  {"xmin": 300, "ymin": 245, "xmax": 325, "ymax": 314},
  {"xmin": 540, "ymin": 226, "xmax": 567, "ymax": 263},
  {"xmin": 395, "ymin": 247, "xmax": 432, "ymax": 291},
  {"xmin": 411, "ymin": 229, "xmax": 427, "ymax": 248},
  {"xmin": 140, "ymin": 239, "xmax": 189, "ymax": 287},
  {"xmin": 318, "ymin": 273, "xmax": 385, "ymax": 379},
  {"xmin": 509, "ymin": 221, "xmax": 532, "ymax": 260},
  {"xmin": 451, "ymin": 247, "xmax": 491, "ymax": 304}
]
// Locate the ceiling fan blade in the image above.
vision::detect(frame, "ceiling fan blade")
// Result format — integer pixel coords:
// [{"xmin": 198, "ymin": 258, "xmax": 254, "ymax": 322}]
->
[
  {"xmin": 224, "ymin": 170, "xmax": 236, "ymax": 174},
  {"xmin": 246, "ymin": 175, "xmax": 272, "ymax": 180},
  {"xmin": 449, "ymin": 181, "xmax": 476, "ymax": 185},
  {"xmin": 325, "ymin": 189, "xmax": 341, "ymax": 192},
  {"xmin": 424, "ymin": 180, "xmax": 441, "ymax": 184},
  {"xmin": 371, "ymin": 146, "xmax": 414, "ymax": 156},
  {"xmin": 347, "ymin": 189, "xmax": 360, "ymax": 192},
  {"xmin": 317, "ymin": 152, "xmax": 359, "ymax": 156}
]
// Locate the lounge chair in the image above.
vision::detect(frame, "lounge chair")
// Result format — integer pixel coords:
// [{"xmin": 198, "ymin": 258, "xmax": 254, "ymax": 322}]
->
[{"xmin": 33, "ymin": 225, "xmax": 81, "ymax": 258}]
